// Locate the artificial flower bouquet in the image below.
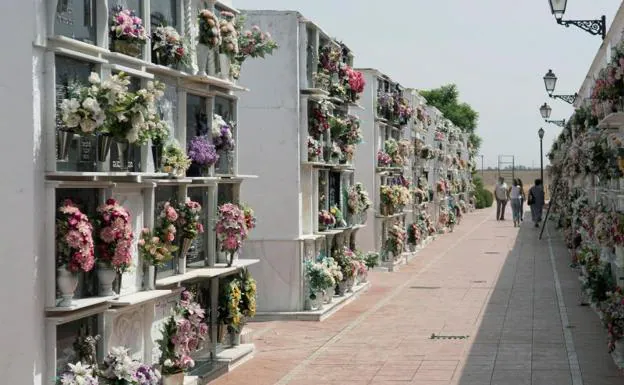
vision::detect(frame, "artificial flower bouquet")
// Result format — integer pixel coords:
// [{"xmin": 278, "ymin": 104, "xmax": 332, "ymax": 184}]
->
[
  {"xmin": 100, "ymin": 347, "xmax": 160, "ymax": 385},
  {"xmin": 318, "ymin": 210, "xmax": 336, "ymax": 230},
  {"xmin": 176, "ymin": 198, "xmax": 204, "ymax": 242},
  {"xmin": 138, "ymin": 227, "xmax": 176, "ymax": 268},
  {"xmin": 217, "ymin": 269, "xmax": 257, "ymax": 338},
  {"xmin": 322, "ymin": 257, "xmax": 343, "ymax": 284},
  {"xmin": 364, "ymin": 252, "xmax": 380, "ymax": 270},
  {"xmin": 602, "ymin": 289, "xmax": 624, "ymax": 352},
  {"xmin": 152, "ymin": 26, "xmax": 190, "ymax": 68},
  {"xmin": 333, "ymin": 246, "xmax": 357, "ymax": 281},
  {"xmin": 155, "ymin": 201, "xmax": 179, "ymax": 246},
  {"xmin": 215, "ymin": 203, "xmax": 248, "ymax": 265},
  {"xmin": 57, "ymin": 361, "xmax": 99, "ymax": 385},
  {"xmin": 377, "ymin": 150, "xmax": 392, "ymax": 167},
  {"xmin": 96, "ymin": 199, "xmax": 133, "ymax": 273},
  {"xmin": 211, "ymin": 114, "xmax": 235, "ymax": 152},
  {"xmin": 236, "ymin": 23, "xmax": 278, "ymax": 63},
  {"xmin": 328, "ymin": 141, "xmax": 342, "ymax": 163},
  {"xmin": 56, "ymin": 199, "xmax": 95, "ymax": 274},
  {"xmin": 345, "ymin": 67, "xmax": 365, "ymax": 102},
  {"xmin": 330, "ymin": 205, "xmax": 347, "ymax": 228},
  {"xmin": 310, "ymin": 100, "xmax": 332, "ymax": 135},
  {"xmin": 407, "ymin": 223, "xmax": 422, "ymax": 245},
  {"xmin": 187, "ymin": 136, "xmax": 219, "ymax": 174},
  {"xmin": 198, "ymin": 9, "xmax": 221, "ymax": 48},
  {"xmin": 305, "ymin": 260, "xmax": 335, "ymax": 299},
  {"xmin": 219, "ymin": 11, "xmax": 239, "ymax": 59},
  {"xmin": 162, "ymin": 141, "xmax": 192, "ymax": 176},
  {"xmin": 158, "ymin": 291, "xmax": 208, "ymax": 375},
  {"xmin": 59, "ymin": 73, "xmax": 107, "ymax": 135},
  {"xmin": 110, "ymin": 6, "xmax": 147, "ymax": 57},
  {"xmin": 318, "ymin": 45, "xmax": 341, "ymax": 75},
  {"xmin": 307, "ymin": 136, "xmax": 323, "ymax": 161},
  {"xmin": 385, "ymin": 222, "xmax": 406, "ymax": 257},
  {"xmin": 241, "ymin": 204, "xmax": 257, "ymax": 233}
]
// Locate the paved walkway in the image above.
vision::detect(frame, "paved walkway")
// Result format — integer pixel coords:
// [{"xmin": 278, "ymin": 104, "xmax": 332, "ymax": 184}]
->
[{"xmin": 213, "ymin": 207, "xmax": 624, "ymax": 385}]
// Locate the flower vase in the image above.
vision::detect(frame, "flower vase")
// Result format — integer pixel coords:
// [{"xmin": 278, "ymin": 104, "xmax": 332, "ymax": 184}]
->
[
  {"xmin": 57, "ymin": 267, "xmax": 78, "ymax": 307},
  {"xmin": 111, "ymin": 40, "xmax": 142, "ymax": 57},
  {"xmin": 324, "ymin": 289, "xmax": 333, "ymax": 304},
  {"xmin": 336, "ymin": 280, "xmax": 347, "ymax": 296},
  {"xmin": 360, "ymin": 211, "xmax": 368, "ymax": 225},
  {"xmin": 143, "ymin": 265, "xmax": 156, "ymax": 291},
  {"xmin": 613, "ymin": 341, "xmax": 624, "ymax": 365},
  {"xmin": 230, "ymin": 330, "xmax": 242, "ymax": 346},
  {"xmin": 97, "ymin": 133, "xmax": 113, "ymax": 162},
  {"xmin": 225, "ymin": 251, "xmax": 238, "ymax": 267},
  {"xmin": 346, "ymin": 277, "xmax": 355, "ymax": 292},
  {"xmin": 116, "ymin": 140, "xmax": 131, "ymax": 171},
  {"xmin": 162, "ymin": 372, "xmax": 184, "ymax": 385},
  {"xmin": 57, "ymin": 129, "xmax": 74, "ymax": 161},
  {"xmin": 97, "ymin": 264, "xmax": 117, "ymax": 296},
  {"xmin": 196, "ymin": 44, "xmax": 209, "ymax": 76},
  {"xmin": 178, "ymin": 238, "xmax": 192, "ymax": 275},
  {"xmin": 151, "ymin": 143, "xmax": 163, "ymax": 172},
  {"xmin": 218, "ymin": 53, "xmax": 230, "ymax": 80}
]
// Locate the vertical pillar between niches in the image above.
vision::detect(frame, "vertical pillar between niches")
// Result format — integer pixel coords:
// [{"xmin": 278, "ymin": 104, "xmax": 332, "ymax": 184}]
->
[
  {"xmin": 209, "ymin": 276, "xmax": 218, "ymax": 359},
  {"xmin": 98, "ymin": 0, "xmax": 110, "ymax": 50},
  {"xmin": 207, "ymin": 185, "xmax": 217, "ymax": 266},
  {"xmin": 143, "ymin": 0, "xmax": 151, "ymax": 64},
  {"xmin": 44, "ymin": 50, "xmax": 57, "ymax": 172}
]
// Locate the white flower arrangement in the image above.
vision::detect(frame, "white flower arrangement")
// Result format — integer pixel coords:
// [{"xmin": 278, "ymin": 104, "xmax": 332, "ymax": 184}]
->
[{"xmin": 58, "ymin": 362, "xmax": 98, "ymax": 385}]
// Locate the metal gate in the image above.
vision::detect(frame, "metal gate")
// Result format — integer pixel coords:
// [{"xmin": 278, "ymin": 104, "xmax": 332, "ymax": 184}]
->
[{"xmin": 497, "ymin": 155, "xmax": 515, "ymax": 183}]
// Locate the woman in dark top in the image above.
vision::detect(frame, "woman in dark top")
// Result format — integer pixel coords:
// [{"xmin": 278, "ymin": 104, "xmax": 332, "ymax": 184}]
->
[{"xmin": 528, "ymin": 179, "xmax": 545, "ymax": 228}]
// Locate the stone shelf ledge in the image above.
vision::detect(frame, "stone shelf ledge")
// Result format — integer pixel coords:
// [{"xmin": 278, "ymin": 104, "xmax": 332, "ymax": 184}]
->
[
  {"xmin": 46, "ymin": 303, "xmax": 111, "ymax": 325},
  {"xmin": 46, "ymin": 171, "xmax": 169, "ymax": 184},
  {"xmin": 253, "ymin": 282, "xmax": 371, "ymax": 322},
  {"xmin": 155, "ymin": 259, "xmax": 260, "ymax": 287},
  {"xmin": 108, "ymin": 289, "xmax": 173, "ymax": 307},
  {"xmin": 216, "ymin": 343, "xmax": 255, "ymax": 369},
  {"xmin": 45, "ymin": 295, "xmax": 118, "ymax": 313}
]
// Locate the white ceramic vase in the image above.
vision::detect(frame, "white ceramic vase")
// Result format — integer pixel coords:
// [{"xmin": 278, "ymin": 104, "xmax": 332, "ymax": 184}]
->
[
  {"xmin": 57, "ymin": 266, "xmax": 78, "ymax": 307},
  {"xmin": 196, "ymin": 44, "xmax": 210, "ymax": 76},
  {"xmin": 162, "ymin": 373, "xmax": 184, "ymax": 385},
  {"xmin": 218, "ymin": 53, "xmax": 230, "ymax": 80},
  {"xmin": 97, "ymin": 264, "xmax": 117, "ymax": 297},
  {"xmin": 144, "ymin": 265, "xmax": 156, "ymax": 291}
]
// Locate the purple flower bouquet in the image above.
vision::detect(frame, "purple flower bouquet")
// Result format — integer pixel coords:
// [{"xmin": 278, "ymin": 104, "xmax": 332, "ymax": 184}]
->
[{"xmin": 187, "ymin": 136, "xmax": 219, "ymax": 176}]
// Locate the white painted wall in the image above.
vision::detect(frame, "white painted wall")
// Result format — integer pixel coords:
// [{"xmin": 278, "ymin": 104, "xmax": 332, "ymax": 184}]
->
[
  {"xmin": 0, "ymin": 0, "xmax": 46, "ymax": 383},
  {"xmin": 237, "ymin": 11, "xmax": 306, "ymax": 312},
  {"xmin": 354, "ymin": 70, "xmax": 378, "ymax": 254}
]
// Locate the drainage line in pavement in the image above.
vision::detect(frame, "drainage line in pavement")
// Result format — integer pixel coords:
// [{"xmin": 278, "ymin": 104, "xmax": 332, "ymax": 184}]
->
[
  {"xmin": 546, "ymin": 227, "xmax": 584, "ymax": 385},
  {"xmin": 274, "ymin": 214, "xmax": 492, "ymax": 385}
]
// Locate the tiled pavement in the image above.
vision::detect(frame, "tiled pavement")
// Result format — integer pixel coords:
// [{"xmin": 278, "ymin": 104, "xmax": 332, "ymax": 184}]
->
[{"xmin": 212, "ymin": 207, "xmax": 624, "ymax": 385}]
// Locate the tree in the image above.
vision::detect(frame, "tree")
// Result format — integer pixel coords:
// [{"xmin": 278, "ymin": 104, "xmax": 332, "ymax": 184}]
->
[{"xmin": 419, "ymin": 84, "xmax": 481, "ymax": 149}]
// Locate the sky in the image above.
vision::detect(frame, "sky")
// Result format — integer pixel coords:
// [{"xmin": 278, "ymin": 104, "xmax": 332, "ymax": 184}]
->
[{"xmin": 234, "ymin": 0, "xmax": 623, "ymax": 168}]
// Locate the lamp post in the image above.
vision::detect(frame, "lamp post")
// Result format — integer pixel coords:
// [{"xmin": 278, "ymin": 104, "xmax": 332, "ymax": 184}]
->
[
  {"xmin": 543, "ymin": 69, "xmax": 577, "ymax": 104},
  {"xmin": 538, "ymin": 128, "xmax": 545, "ymax": 183},
  {"xmin": 548, "ymin": 0, "xmax": 606, "ymax": 39},
  {"xmin": 539, "ymin": 102, "xmax": 566, "ymax": 127},
  {"xmin": 480, "ymin": 154, "xmax": 484, "ymax": 177}
]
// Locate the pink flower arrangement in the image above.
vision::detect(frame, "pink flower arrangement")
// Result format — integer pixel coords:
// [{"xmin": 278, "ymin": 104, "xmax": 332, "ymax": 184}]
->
[
  {"xmin": 346, "ymin": 67, "xmax": 365, "ymax": 95},
  {"xmin": 158, "ymin": 291, "xmax": 208, "ymax": 375},
  {"xmin": 377, "ymin": 150, "xmax": 392, "ymax": 167},
  {"xmin": 156, "ymin": 201, "xmax": 178, "ymax": 244},
  {"xmin": 434, "ymin": 131, "xmax": 445, "ymax": 141},
  {"xmin": 318, "ymin": 210, "xmax": 336, "ymax": 229},
  {"xmin": 56, "ymin": 200, "xmax": 95, "ymax": 273},
  {"xmin": 176, "ymin": 198, "xmax": 204, "ymax": 241},
  {"xmin": 96, "ymin": 198, "xmax": 133, "ymax": 273},
  {"xmin": 110, "ymin": 5, "xmax": 147, "ymax": 43},
  {"xmin": 216, "ymin": 203, "xmax": 248, "ymax": 253}
]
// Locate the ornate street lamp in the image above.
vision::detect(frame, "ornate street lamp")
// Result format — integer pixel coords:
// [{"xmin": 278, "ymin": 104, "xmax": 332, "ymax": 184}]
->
[
  {"xmin": 539, "ymin": 103, "xmax": 552, "ymax": 119},
  {"xmin": 543, "ymin": 69, "xmax": 577, "ymax": 104},
  {"xmin": 539, "ymin": 102, "xmax": 566, "ymax": 127},
  {"xmin": 548, "ymin": 0, "xmax": 606, "ymax": 39},
  {"xmin": 538, "ymin": 128, "xmax": 545, "ymax": 183}
]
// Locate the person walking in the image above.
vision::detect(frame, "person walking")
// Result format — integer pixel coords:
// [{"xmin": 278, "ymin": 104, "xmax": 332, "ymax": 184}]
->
[
  {"xmin": 494, "ymin": 177, "xmax": 509, "ymax": 220},
  {"xmin": 510, "ymin": 179, "xmax": 522, "ymax": 227},
  {"xmin": 528, "ymin": 179, "xmax": 545, "ymax": 228},
  {"xmin": 517, "ymin": 178, "xmax": 525, "ymax": 221}
]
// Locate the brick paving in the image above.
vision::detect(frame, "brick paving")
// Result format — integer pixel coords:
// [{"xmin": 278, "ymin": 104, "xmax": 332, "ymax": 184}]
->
[{"xmin": 212, "ymin": 207, "xmax": 624, "ymax": 385}]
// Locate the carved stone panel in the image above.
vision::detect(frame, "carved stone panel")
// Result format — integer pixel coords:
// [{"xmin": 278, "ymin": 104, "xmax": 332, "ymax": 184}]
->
[{"xmin": 105, "ymin": 308, "xmax": 145, "ymax": 360}]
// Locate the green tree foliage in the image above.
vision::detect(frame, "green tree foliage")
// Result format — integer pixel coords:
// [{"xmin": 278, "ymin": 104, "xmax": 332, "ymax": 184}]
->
[
  {"xmin": 472, "ymin": 176, "xmax": 493, "ymax": 209},
  {"xmin": 419, "ymin": 84, "xmax": 481, "ymax": 149}
]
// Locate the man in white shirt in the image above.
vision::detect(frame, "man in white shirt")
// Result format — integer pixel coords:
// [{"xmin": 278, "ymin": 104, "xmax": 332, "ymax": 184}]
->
[{"xmin": 494, "ymin": 177, "xmax": 509, "ymax": 221}]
